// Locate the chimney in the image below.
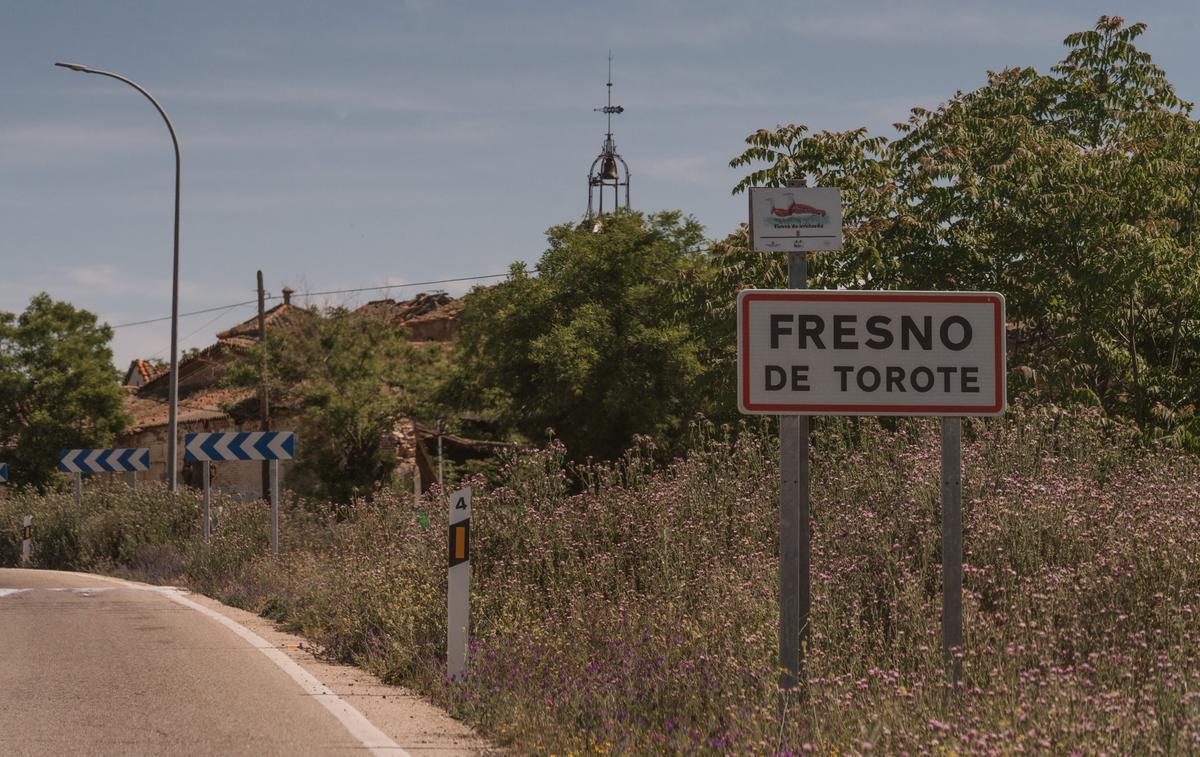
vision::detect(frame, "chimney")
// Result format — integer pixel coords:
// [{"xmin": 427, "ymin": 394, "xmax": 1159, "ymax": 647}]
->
[{"xmin": 282, "ymin": 287, "xmax": 294, "ymax": 305}]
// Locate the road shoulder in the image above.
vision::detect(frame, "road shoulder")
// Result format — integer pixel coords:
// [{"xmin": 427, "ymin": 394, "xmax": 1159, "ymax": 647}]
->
[{"xmin": 83, "ymin": 571, "xmax": 498, "ymax": 756}]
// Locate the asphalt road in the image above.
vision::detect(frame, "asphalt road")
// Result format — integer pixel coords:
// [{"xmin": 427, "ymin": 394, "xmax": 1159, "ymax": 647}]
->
[{"xmin": 0, "ymin": 569, "xmax": 486, "ymax": 756}]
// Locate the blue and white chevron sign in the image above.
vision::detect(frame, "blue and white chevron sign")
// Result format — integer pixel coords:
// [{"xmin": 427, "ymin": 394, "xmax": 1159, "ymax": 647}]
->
[
  {"xmin": 184, "ymin": 431, "xmax": 296, "ymax": 462},
  {"xmin": 59, "ymin": 448, "xmax": 151, "ymax": 474},
  {"xmin": 0, "ymin": 463, "xmax": 8, "ymax": 482}
]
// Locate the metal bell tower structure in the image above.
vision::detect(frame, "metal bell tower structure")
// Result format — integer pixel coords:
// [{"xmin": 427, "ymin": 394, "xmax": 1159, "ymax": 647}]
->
[{"xmin": 587, "ymin": 52, "xmax": 630, "ymax": 218}]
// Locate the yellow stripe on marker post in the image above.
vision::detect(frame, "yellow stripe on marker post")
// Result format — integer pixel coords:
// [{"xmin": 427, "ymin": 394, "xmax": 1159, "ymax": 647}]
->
[{"xmin": 447, "ymin": 486, "xmax": 472, "ymax": 680}]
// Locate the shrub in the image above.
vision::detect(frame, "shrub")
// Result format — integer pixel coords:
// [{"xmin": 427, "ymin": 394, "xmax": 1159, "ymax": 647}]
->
[{"xmin": 2, "ymin": 405, "xmax": 1198, "ymax": 753}]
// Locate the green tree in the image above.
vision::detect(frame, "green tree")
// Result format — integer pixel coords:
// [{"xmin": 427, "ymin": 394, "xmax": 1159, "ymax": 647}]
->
[
  {"xmin": 0, "ymin": 294, "xmax": 128, "ymax": 489},
  {"xmin": 448, "ymin": 210, "xmax": 715, "ymax": 461},
  {"xmin": 227, "ymin": 307, "xmax": 445, "ymax": 503},
  {"xmin": 722, "ymin": 17, "xmax": 1200, "ymax": 439}
]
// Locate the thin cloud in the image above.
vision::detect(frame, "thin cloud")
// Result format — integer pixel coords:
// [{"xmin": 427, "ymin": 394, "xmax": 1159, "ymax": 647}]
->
[
  {"xmin": 0, "ymin": 122, "xmax": 163, "ymax": 167},
  {"xmin": 794, "ymin": 6, "xmax": 1074, "ymax": 46},
  {"xmin": 164, "ymin": 80, "xmax": 455, "ymax": 115},
  {"xmin": 64, "ymin": 264, "xmax": 171, "ymax": 300}
]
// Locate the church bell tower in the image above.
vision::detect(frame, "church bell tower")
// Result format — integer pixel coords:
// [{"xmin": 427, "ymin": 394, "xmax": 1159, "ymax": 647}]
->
[{"xmin": 586, "ymin": 52, "xmax": 630, "ymax": 218}]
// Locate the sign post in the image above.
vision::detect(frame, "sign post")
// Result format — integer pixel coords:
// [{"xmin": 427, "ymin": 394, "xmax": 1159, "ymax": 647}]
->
[
  {"xmin": 447, "ymin": 486, "xmax": 471, "ymax": 680},
  {"xmin": 184, "ymin": 431, "xmax": 295, "ymax": 556},
  {"xmin": 738, "ymin": 287, "xmax": 1005, "ymax": 686},
  {"xmin": 21, "ymin": 515, "xmax": 32, "ymax": 565},
  {"xmin": 778, "ymin": 252, "xmax": 809, "ymax": 691},
  {"xmin": 941, "ymin": 417, "xmax": 963, "ymax": 682},
  {"xmin": 750, "ymin": 186, "xmax": 842, "ymax": 693}
]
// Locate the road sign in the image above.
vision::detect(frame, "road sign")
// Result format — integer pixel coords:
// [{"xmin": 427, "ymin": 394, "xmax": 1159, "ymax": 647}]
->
[
  {"xmin": 0, "ymin": 463, "xmax": 7, "ymax": 482},
  {"xmin": 183, "ymin": 431, "xmax": 295, "ymax": 462},
  {"xmin": 749, "ymin": 187, "xmax": 842, "ymax": 252},
  {"xmin": 59, "ymin": 448, "xmax": 151, "ymax": 473},
  {"xmin": 447, "ymin": 486, "xmax": 471, "ymax": 680},
  {"xmin": 738, "ymin": 290, "xmax": 1006, "ymax": 416},
  {"xmin": 185, "ymin": 431, "xmax": 294, "ymax": 556}
]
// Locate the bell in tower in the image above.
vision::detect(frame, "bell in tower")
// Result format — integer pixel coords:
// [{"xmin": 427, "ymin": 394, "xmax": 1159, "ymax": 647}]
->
[
  {"xmin": 599, "ymin": 154, "xmax": 619, "ymax": 181},
  {"xmin": 587, "ymin": 52, "xmax": 630, "ymax": 218}
]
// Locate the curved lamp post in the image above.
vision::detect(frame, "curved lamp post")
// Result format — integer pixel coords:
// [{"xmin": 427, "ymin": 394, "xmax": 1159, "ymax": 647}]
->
[{"xmin": 55, "ymin": 62, "xmax": 182, "ymax": 492}]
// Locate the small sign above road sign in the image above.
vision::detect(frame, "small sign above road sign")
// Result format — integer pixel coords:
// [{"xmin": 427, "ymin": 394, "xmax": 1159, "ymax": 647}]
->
[{"xmin": 749, "ymin": 187, "xmax": 842, "ymax": 252}]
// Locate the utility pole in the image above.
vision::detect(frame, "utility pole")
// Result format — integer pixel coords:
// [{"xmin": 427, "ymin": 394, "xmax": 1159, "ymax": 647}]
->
[{"xmin": 257, "ymin": 271, "xmax": 270, "ymax": 501}]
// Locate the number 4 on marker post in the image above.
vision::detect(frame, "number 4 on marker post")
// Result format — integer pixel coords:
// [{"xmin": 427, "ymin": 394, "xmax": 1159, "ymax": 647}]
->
[{"xmin": 447, "ymin": 486, "xmax": 472, "ymax": 679}]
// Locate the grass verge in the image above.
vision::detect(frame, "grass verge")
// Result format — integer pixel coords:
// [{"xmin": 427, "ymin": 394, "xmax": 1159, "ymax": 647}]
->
[{"xmin": 3, "ymin": 404, "xmax": 1198, "ymax": 753}]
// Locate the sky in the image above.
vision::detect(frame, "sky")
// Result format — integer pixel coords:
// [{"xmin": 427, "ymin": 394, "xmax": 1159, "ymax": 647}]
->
[{"xmin": 3, "ymin": 1, "xmax": 1199, "ymax": 369}]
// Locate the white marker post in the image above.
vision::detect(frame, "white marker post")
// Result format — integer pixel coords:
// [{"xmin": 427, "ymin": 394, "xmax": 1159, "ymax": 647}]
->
[
  {"xmin": 447, "ymin": 486, "xmax": 471, "ymax": 680},
  {"xmin": 202, "ymin": 460, "xmax": 211, "ymax": 539},
  {"xmin": 270, "ymin": 459, "xmax": 280, "ymax": 557},
  {"xmin": 21, "ymin": 515, "xmax": 32, "ymax": 565}
]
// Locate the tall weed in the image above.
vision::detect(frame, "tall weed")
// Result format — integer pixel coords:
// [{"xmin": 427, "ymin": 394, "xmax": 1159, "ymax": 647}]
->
[{"xmin": 2, "ymin": 405, "xmax": 1197, "ymax": 753}]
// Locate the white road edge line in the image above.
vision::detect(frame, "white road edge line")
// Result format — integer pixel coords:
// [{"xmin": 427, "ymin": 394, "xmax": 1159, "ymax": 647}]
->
[
  {"xmin": 0, "ymin": 588, "xmax": 29, "ymax": 597},
  {"xmin": 102, "ymin": 579, "xmax": 411, "ymax": 757}
]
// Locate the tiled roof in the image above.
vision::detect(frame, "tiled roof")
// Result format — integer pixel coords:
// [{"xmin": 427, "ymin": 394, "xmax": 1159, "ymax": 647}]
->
[
  {"xmin": 126, "ymin": 290, "xmax": 461, "ymax": 413},
  {"xmin": 404, "ymin": 297, "xmax": 463, "ymax": 324},
  {"xmin": 123, "ymin": 386, "xmax": 258, "ymax": 432},
  {"xmin": 218, "ymin": 302, "xmax": 313, "ymax": 340},
  {"xmin": 135, "ymin": 338, "xmax": 249, "ymax": 396},
  {"xmin": 353, "ymin": 292, "xmax": 459, "ymax": 326},
  {"xmin": 123, "ymin": 359, "xmax": 168, "ymax": 387}
]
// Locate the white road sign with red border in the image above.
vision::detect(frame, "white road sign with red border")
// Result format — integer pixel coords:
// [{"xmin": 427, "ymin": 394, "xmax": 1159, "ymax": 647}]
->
[{"xmin": 738, "ymin": 290, "xmax": 1006, "ymax": 416}]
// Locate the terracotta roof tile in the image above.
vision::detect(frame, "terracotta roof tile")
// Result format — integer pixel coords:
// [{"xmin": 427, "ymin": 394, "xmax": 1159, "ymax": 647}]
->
[
  {"xmin": 353, "ymin": 292, "xmax": 458, "ymax": 326},
  {"xmin": 217, "ymin": 302, "xmax": 314, "ymax": 340},
  {"xmin": 123, "ymin": 386, "xmax": 258, "ymax": 432}
]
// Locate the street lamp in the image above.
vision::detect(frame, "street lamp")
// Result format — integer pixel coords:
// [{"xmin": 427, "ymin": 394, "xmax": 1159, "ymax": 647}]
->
[{"xmin": 55, "ymin": 62, "xmax": 182, "ymax": 492}]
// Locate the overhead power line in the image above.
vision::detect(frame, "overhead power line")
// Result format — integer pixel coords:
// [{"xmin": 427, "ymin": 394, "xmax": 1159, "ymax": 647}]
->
[{"xmin": 109, "ymin": 273, "xmax": 508, "ymax": 330}]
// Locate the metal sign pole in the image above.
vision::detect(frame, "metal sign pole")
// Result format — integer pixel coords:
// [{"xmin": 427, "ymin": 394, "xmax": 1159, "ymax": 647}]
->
[
  {"xmin": 941, "ymin": 417, "xmax": 963, "ymax": 684},
  {"xmin": 74, "ymin": 473, "xmax": 82, "ymax": 508},
  {"xmin": 447, "ymin": 486, "xmax": 472, "ymax": 680},
  {"xmin": 202, "ymin": 461, "xmax": 211, "ymax": 539},
  {"xmin": 779, "ymin": 250, "xmax": 810, "ymax": 691},
  {"xmin": 184, "ymin": 431, "xmax": 294, "ymax": 556},
  {"xmin": 132, "ymin": 470, "xmax": 138, "ymax": 491},
  {"xmin": 270, "ymin": 459, "xmax": 280, "ymax": 557}
]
